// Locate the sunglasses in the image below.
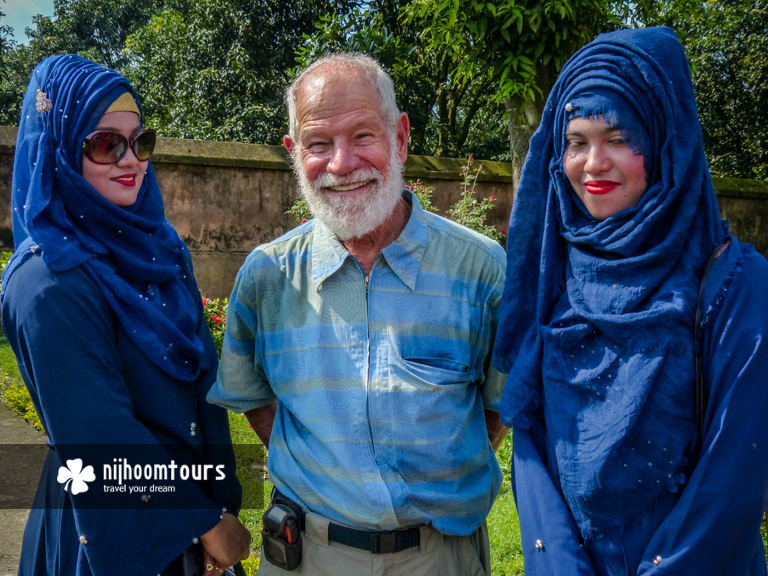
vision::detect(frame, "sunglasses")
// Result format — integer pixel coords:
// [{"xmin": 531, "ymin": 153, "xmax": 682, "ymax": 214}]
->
[{"xmin": 82, "ymin": 129, "xmax": 157, "ymax": 164}]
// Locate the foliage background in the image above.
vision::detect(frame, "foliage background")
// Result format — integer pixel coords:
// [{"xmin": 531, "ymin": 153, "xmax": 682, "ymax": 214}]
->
[{"xmin": 0, "ymin": 0, "xmax": 766, "ymax": 179}]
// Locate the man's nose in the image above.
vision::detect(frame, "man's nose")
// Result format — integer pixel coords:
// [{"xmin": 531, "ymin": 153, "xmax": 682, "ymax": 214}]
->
[{"xmin": 326, "ymin": 142, "xmax": 358, "ymax": 175}]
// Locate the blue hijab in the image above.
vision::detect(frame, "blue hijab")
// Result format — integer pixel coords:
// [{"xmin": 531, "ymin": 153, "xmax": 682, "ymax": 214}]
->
[
  {"xmin": 5, "ymin": 55, "xmax": 212, "ymax": 381},
  {"xmin": 493, "ymin": 28, "xmax": 728, "ymax": 537}
]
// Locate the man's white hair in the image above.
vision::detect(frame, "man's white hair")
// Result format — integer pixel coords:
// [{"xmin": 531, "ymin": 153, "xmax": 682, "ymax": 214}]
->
[{"xmin": 285, "ymin": 52, "xmax": 400, "ymax": 143}]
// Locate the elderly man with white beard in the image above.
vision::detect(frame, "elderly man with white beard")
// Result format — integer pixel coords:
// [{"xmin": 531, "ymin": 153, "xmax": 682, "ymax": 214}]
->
[{"xmin": 208, "ymin": 53, "xmax": 508, "ymax": 576}]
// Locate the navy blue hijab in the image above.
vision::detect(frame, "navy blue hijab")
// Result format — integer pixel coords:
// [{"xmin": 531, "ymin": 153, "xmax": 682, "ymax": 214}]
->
[
  {"xmin": 493, "ymin": 28, "xmax": 728, "ymax": 537},
  {"xmin": 5, "ymin": 55, "xmax": 212, "ymax": 381}
]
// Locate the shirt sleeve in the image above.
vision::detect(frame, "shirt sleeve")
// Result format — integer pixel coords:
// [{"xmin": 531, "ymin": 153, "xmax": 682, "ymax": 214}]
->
[
  {"xmin": 512, "ymin": 413, "xmax": 598, "ymax": 575},
  {"xmin": 207, "ymin": 253, "xmax": 277, "ymax": 412},
  {"xmin": 637, "ymin": 250, "xmax": 768, "ymax": 575},
  {"xmin": 2, "ymin": 257, "xmax": 225, "ymax": 576},
  {"xmin": 480, "ymin": 243, "xmax": 508, "ymax": 411}
]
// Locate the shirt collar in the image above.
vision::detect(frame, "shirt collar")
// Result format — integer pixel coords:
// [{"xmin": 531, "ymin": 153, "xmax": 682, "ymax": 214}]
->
[{"xmin": 311, "ymin": 190, "xmax": 428, "ymax": 291}]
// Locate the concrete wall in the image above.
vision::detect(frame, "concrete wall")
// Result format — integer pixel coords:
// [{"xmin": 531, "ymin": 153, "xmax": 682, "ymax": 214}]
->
[{"xmin": 2, "ymin": 125, "xmax": 767, "ymax": 298}]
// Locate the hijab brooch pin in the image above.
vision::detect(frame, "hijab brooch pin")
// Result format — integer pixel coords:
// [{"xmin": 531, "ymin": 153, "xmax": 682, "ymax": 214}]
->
[{"xmin": 35, "ymin": 89, "xmax": 52, "ymax": 114}]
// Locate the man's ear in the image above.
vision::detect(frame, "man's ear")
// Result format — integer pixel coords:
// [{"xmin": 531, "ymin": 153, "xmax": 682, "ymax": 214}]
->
[
  {"xmin": 395, "ymin": 113, "xmax": 410, "ymax": 164},
  {"xmin": 283, "ymin": 135, "xmax": 295, "ymax": 154}
]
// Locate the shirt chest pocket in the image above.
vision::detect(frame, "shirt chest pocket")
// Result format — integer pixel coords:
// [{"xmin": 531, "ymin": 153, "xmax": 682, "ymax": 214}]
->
[{"xmin": 388, "ymin": 329, "xmax": 474, "ymax": 388}]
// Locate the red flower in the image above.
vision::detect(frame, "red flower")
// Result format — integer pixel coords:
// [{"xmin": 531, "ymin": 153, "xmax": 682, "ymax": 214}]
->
[
  {"xmin": 490, "ymin": 195, "xmax": 495, "ymax": 200},
  {"xmin": 202, "ymin": 296, "xmax": 209, "ymax": 306},
  {"xmin": 214, "ymin": 316, "xmax": 223, "ymax": 324},
  {"xmin": 301, "ymin": 219, "xmax": 307, "ymax": 223}
]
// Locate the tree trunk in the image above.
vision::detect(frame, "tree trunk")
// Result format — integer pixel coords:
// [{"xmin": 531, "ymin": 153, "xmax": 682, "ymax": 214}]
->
[
  {"xmin": 505, "ymin": 97, "xmax": 542, "ymax": 193},
  {"xmin": 506, "ymin": 67, "xmax": 554, "ymax": 194}
]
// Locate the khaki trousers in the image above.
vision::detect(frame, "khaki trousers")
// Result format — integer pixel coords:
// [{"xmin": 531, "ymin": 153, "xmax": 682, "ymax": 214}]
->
[{"xmin": 257, "ymin": 512, "xmax": 490, "ymax": 575}]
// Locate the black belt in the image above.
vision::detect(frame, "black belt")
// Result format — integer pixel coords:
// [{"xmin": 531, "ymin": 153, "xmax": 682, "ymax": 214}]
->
[
  {"xmin": 273, "ymin": 490, "xmax": 421, "ymax": 554},
  {"xmin": 328, "ymin": 522, "xmax": 420, "ymax": 554}
]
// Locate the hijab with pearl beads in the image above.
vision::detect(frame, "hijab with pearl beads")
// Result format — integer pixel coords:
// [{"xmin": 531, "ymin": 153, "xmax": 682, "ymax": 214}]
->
[
  {"xmin": 492, "ymin": 28, "xmax": 728, "ymax": 537},
  {"xmin": 3, "ymin": 54, "xmax": 212, "ymax": 382}
]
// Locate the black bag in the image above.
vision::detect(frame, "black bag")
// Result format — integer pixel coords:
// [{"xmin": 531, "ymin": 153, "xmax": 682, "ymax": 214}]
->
[{"xmin": 261, "ymin": 493, "xmax": 303, "ymax": 571}]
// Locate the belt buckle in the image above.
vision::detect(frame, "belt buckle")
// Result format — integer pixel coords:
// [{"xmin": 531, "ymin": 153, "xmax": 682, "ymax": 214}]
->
[{"xmin": 370, "ymin": 531, "xmax": 397, "ymax": 554}]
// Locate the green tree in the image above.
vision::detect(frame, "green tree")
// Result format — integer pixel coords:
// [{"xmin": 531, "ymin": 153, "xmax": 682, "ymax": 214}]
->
[
  {"xmin": 693, "ymin": 0, "xmax": 768, "ymax": 180},
  {"xmin": 297, "ymin": 5, "xmax": 509, "ymax": 159},
  {"xmin": 403, "ymin": 0, "xmax": 610, "ymax": 185},
  {"xmin": 0, "ymin": 5, "xmax": 13, "ymax": 85},
  {"xmin": 24, "ymin": 0, "xmax": 169, "ymax": 69},
  {"xmin": 0, "ymin": 0, "xmax": 169, "ymax": 126},
  {"xmin": 124, "ymin": 0, "xmax": 355, "ymax": 143},
  {"xmin": 0, "ymin": 45, "xmax": 36, "ymax": 127},
  {"xmin": 614, "ymin": 0, "xmax": 768, "ymax": 180}
]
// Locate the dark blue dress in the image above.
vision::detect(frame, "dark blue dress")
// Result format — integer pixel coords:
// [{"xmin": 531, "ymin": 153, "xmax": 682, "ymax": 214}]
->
[
  {"xmin": 511, "ymin": 238, "xmax": 768, "ymax": 575},
  {"xmin": 3, "ymin": 251, "xmax": 242, "ymax": 576}
]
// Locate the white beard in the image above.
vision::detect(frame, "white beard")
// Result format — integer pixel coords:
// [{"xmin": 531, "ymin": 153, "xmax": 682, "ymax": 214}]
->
[{"xmin": 294, "ymin": 138, "xmax": 404, "ymax": 240}]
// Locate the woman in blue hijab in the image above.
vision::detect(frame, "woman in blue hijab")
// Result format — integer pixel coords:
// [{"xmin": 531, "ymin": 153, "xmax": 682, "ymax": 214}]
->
[
  {"xmin": 2, "ymin": 55, "xmax": 251, "ymax": 575},
  {"xmin": 493, "ymin": 27, "xmax": 768, "ymax": 575}
]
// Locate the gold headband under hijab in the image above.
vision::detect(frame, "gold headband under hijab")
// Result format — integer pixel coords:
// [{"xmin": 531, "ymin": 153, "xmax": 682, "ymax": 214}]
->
[{"xmin": 105, "ymin": 92, "xmax": 140, "ymax": 115}]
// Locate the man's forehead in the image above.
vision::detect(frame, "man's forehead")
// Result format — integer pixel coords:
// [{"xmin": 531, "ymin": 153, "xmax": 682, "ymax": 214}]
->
[
  {"xmin": 295, "ymin": 67, "xmax": 385, "ymax": 130},
  {"xmin": 298, "ymin": 64, "xmax": 375, "ymax": 102}
]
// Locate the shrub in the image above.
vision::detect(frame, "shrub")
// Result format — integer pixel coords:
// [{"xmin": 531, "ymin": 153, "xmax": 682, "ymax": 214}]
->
[
  {"xmin": 0, "ymin": 250, "xmax": 12, "ymax": 338},
  {"xmin": 286, "ymin": 198, "xmax": 312, "ymax": 224},
  {"xmin": 240, "ymin": 555, "xmax": 260, "ymax": 575},
  {"xmin": 446, "ymin": 155, "xmax": 506, "ymax": 243},
  {"xmin": 0, "ymin": 250, "xmax": 12, "ymax": 277},
  {"xmin": 202, "ymin": 295, "xmax": 228, "ymax": 357},
  {"xmin": 408, "ymin": 180, "xmax": 440, "ymax": 213},
  {"xmin": 3, "ymin": 383, "xmax": 44, "ymax": 432}
]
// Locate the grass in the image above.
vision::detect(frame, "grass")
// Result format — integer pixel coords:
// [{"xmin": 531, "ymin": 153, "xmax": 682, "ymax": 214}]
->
[
  {"xmin": 489, "ymin": 485, "xmax": 524, "ymax": 575},
  {"xmin": 0, "ymin": 339, "xmax": 44, "ymax": 432},
  {"xmin": 228, "ymin": 411, "xmax": 272, "ymax": 551},
  {"xmin": 490, "ymin": 435, "xmax": 525, "ymax": 575}
]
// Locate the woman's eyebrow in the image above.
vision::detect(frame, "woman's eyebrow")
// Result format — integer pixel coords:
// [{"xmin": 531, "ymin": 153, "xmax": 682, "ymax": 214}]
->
[
  {"xmin": 92, "ymin": 125, "xmax": 143, "ymax": 134},
  {"xmin": 565, "ymin": 125, "xmax": 622, "ymax": 136}
]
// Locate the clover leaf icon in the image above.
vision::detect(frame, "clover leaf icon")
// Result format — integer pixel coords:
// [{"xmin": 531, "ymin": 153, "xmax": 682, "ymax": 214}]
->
[{"xmin": 57, "ymin": 459, "xmax": 96, "ymax": 495}]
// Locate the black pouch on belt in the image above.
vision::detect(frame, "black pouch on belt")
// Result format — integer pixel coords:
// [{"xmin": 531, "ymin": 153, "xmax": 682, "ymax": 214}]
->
[{"xmin": 261, "ymin": 494, "xmax": 303, "ymax": 570}]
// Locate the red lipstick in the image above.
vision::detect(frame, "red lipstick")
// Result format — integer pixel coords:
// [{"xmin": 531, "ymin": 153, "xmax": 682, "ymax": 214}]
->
[
  {"xmin": 112, "ymin": 174, "xmax": 137, "ymax": 187},
  {"xmin": 585, "ymin": 180, "xmax": 619, "ymax": 194}
]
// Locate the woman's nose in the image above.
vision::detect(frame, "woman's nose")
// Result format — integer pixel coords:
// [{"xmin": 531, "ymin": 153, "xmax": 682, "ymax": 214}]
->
[
  {"xmin": 584, "ymin": 145, "xmax": 610, "ymax": 174},
  {"xmin": 117, "ymin": 145, "xmax": 141, "ymax": 167}
]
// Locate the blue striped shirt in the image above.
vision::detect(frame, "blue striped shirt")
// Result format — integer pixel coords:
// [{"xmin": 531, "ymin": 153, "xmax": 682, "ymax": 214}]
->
[{"xmin": 208, "ymin": 193, "xmax": 506, "ymax": 535}]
